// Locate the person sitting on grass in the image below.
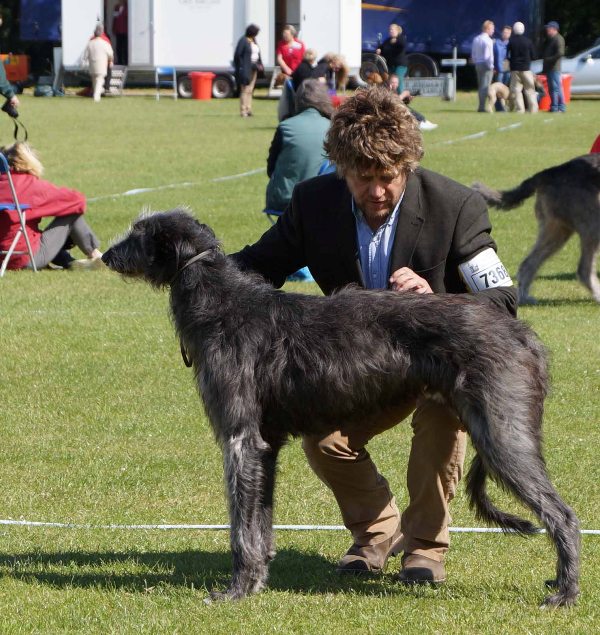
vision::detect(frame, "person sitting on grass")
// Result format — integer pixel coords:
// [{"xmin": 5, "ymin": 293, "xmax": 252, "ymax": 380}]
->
[{"xmin": 0, "ymin": 142, "xmax": 104, "ymax": 271}]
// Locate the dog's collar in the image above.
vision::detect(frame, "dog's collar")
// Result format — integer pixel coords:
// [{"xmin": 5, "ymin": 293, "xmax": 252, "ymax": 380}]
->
[{"xmin": 171, "ymin": 248, "xmax": 214, "ymax": 284}]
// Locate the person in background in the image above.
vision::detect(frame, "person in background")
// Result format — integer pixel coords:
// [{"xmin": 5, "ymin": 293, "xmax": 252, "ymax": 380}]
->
[
  {"xmin": 312, "ymin": 53, "xmax": 349, "ymax": 92},
  {"xmin": 387, "ymin": 74, "xmax": 437, "ymax": 130},
  {"xmin": 0, "ymin": 58, "xmax": 19, "ymax": 109},
  {"xmin": 493, "ymin": 25, "xmax": 512, "ymax": 85},
  {"xmin": 542, "ymin": 21, "xmax": 566, "ymax": 113},
  {"xmin": 234, "ymin": 24, "xmax": 262, "ymax": 118},
  {"xmin": 471, "ymin": 20, "xmax": 495, "ymax": 112},
  {"xmin": 112, "ymin": 0, "xmax": 128, "ymax": 66},
  {"xmin": 507, "ymin": 21, "xmax": 538, "ymax": 114},
  {"xmin": 276, "ymin": 25, "xmax": 305, "ymax": 80},
  {"xmin": 82, "ymin": 23, "xmax": 114, "ymax": 102},
  {"xmin": 0, "ymin": 142, "xmax": 104, "ymax": 271},
  {"xmin": 292, "ymin": 48, "xmax": 318, "ymax": 90},
  {"xmin": 376, "ymin": 23, "xmax": 409, "ymax": 94},
  {"xmin": 232, "ymin": 87, "xmax": 516, "ymax": 585},
  {"xmin": 266, "ymin": 79, "xmax": 333, "ymax": 212}
]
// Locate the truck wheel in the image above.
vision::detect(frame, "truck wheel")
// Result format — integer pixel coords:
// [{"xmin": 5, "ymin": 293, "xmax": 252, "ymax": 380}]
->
[
  {"xmin": 178, "ymin": 76, "xmax": 192, "ymax": 98},
  {"xmin": 407, "ymin": 54, "xmax": 439, "ymax": 78},
  {"xmin": 212, "ymin": 75, "xmax": 234, "ymax": 99}
]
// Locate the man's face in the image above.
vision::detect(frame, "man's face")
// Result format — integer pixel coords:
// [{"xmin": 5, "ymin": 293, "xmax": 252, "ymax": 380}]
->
[
  {"xmin": 486, "ymin": 23, "xmax": 495, "ymax": 36},
  {"xmin": 502, "ymin": 28, "xmax": 511, "ymax": 41},
  {"xmin": 345, "ymin": 167, "xmax": 407, "ymax": 226},
  {"xmin": 546, "ymin": 26, "xmax": 558, "ymax": 37}
]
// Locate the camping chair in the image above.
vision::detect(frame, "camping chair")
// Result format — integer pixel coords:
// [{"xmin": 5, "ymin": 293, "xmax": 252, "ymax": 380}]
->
[
  {"xmin": 155, "ymin": 66, "xmax": 177, "ymax": 100},
  {"xmin": 0, "ymin": 151, "xmax": 36, "ymax": 276}
]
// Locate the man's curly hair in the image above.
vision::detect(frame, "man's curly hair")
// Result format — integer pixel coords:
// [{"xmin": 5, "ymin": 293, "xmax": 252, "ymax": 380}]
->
[{"xmin": 324, "ymin": 87, "xmax": 424, "ymax": 176}]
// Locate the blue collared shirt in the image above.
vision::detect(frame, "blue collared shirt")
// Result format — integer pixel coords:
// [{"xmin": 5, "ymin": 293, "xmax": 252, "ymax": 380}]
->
[{"xmin": 353, "ymin": 194, "xmax": 403, "ymax": 289}]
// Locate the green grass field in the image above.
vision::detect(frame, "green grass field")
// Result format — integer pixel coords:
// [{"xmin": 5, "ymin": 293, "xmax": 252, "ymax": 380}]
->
[{"xmin": 1, "ymin": 90, "xmax": 599, "ymax": 633}]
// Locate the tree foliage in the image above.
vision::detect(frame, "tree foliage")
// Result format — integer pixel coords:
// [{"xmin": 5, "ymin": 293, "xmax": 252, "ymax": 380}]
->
[{"xmin": 544, "ymin": 0, "xmax": 600, "ymax": 53}]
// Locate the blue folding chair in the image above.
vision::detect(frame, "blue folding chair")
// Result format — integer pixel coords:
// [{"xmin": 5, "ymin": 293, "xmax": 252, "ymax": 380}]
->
[
  {"xmin": 155, "ymin": 66, "xmax": 177, "ymax": 100},
  {"xmin": 0, "ymin": 152, "xmax": 36, "ymax": 276}
]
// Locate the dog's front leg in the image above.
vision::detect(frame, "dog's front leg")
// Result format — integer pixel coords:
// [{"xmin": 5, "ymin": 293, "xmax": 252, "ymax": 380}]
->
[{"xmin": 209, "ymin": 432, "xmax": 277, "ymax": 601}]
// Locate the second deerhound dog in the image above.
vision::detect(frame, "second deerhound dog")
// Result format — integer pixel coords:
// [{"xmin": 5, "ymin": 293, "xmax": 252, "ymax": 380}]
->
[
  {"xmin": 102, "ymin": 209, "xmax": 580, "ymax": 607},
  {"xmin": 472, "ymin": 153, "xmax": 600, "ymax": 304}
]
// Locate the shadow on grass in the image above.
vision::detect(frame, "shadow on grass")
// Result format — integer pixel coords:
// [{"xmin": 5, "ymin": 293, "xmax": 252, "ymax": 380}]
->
[{"xmin": 0, "ymin": 548, "xmax": 436, "ymax": 598}]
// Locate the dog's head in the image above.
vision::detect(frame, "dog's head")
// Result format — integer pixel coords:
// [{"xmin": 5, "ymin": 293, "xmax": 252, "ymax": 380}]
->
[{"xmin": 102, "ymin": 209, "xmax": 220, "ymax": 287}]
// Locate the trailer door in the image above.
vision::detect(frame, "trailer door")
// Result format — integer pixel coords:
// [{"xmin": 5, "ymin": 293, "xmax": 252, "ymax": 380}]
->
[
  {"xmin": 61, "ymin": 0, "xmax": 103, "ymax": 69},
  {"xmin": 299, "ymin": 0, "xmax": 361, "ymax": 70},
  {"xmin": 130, "ymin": 0, "xmax": 154, "ymax": 66}
]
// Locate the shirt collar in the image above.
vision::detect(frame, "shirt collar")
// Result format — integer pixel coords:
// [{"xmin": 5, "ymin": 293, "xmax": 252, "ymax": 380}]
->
[{"xmin": 352, "ymin": 190, "xmax": 405, "ymax": 230}]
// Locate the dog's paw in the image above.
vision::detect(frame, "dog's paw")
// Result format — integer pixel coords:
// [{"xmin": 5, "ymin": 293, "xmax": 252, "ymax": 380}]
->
[
  {"xmin": 518, "ymin": 294, "xmax": 538, "ymax": 306},
  {"xmin": 541, "ymin": 590, "xmax": 578, "ymax": 609}
]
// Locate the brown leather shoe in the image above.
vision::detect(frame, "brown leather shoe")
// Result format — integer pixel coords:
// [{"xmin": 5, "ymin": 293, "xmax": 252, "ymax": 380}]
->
[
  {"xmin": 397, "ymin": 553, "xmax": 446, "ymax": 585},
  {"xmin": 336, "ymin": 526, "xmax": 403, "ymax": 575}
]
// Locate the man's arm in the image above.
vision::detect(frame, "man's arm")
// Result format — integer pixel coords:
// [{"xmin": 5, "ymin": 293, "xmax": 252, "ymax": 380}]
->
[
  {"xmin": 230, "ymin": 183, "xmax": 306, "ymax": 287},
  {"xmin": 449, "ymin": 190, "xmax": 518, "ymax": 316}
]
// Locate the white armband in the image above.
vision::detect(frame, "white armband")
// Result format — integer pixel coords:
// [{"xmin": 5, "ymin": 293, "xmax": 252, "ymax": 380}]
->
[{"xmin": 458, "ymin": 248, "xmax": 513, "ymax": 293}]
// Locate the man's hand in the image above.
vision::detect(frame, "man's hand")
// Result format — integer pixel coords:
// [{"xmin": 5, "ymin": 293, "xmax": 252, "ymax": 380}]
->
[{"xmin": 389, "ymin": 267, "xmax": 433, "ymax": 294}]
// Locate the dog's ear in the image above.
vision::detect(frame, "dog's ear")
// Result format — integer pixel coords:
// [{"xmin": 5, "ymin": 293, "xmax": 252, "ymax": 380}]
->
[{"xmin": 196, "ymin": 222, "xmax": 216, "ymax": 238}]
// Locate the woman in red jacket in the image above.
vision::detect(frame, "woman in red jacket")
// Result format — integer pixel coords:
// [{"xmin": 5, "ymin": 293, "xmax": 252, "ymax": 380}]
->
[{"xmin": 0, "ymin": 142, "xmax": 103, "ymax": 270}]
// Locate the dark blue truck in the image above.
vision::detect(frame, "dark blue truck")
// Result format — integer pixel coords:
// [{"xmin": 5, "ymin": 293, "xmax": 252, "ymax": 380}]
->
[{"xmin": 362, "ymin": 0, "xmax": 543, "ymax": 76}]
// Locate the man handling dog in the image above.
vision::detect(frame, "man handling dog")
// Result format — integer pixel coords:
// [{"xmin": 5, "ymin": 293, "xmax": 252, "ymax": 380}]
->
[{"xmin": 232, "ymin": 87, "xmax": 517, "ymax": 585}]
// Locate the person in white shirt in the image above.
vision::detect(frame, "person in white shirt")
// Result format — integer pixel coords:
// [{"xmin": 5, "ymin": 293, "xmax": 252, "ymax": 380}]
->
[
  {"xmin": 83, "ymin": 24, "xmax": 114, "ymax": 102},
  {"xmin": 471, "ymin": 20, "xmax": 495, "ymax": 112}
]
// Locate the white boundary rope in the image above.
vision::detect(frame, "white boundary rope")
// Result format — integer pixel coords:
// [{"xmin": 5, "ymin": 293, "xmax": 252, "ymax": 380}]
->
[
  {"xmin": 87, "ymin": 168, "xmax": 267, "ymax": 203},
  {"xmin": 1, "ymin": 519, "xmax": 598, "ymax": 534}
]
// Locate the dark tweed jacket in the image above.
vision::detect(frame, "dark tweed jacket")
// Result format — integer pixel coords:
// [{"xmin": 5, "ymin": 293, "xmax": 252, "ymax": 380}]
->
[{"xmin": 233, "ymin": 169, "xmax": 517, "ymax": 316}]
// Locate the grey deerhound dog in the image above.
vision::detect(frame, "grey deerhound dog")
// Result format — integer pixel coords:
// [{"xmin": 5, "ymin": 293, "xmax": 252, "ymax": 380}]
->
[
  {"xmin": 472, "ymin": 153, "xmax": 600, "ymax": 304},
  {"xmin": 102, "ymin": 209, "xmax": 580, "ymax": 607}
]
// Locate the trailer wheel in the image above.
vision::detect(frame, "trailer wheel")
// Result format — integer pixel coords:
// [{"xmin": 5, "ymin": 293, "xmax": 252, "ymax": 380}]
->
[
  {"xmin": 407, "ymin": 54, "xmax": 439, "ymax": 78},
  {"xmin": 178, "ymin": 75, "xmax": 192, "ymax": 98},
  {"xmin": 212, "ymin": 74, "xmax": 234, "ymax": 99}
]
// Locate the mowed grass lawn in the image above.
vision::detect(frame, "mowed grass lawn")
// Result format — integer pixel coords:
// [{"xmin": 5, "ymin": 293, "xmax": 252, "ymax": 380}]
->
[{"xmin": 0, "ymin": 89, "xmax": 599, "ymax": 633}]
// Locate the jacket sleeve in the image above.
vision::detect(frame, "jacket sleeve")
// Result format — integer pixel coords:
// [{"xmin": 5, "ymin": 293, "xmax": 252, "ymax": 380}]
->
[
  {"xmin": 448, "ymin": 190, "xmax": 518, "ymax": 316},
  {"xmin": 266, "ymin": 127, "xmax": 283, "ymax": 178},
  {"xmin": 26, "ymin": 177, "xmax": 87, "ymax": 222},
  {"xmin": 230, "ymin": 183, "xmax": 306, "ymax": 287},
  {"xmin": 0, "ymin": 62, "xmax": 15, "ymax": 100}
]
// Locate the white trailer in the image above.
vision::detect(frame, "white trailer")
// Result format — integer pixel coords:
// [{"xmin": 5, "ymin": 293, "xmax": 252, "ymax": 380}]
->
[{"xmin": 61, "ymin": 0, "xmax": 362, "ymax": 98}]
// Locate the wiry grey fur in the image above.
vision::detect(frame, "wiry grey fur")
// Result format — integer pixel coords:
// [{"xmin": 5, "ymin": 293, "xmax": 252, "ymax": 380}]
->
[
  {"xmin": 472, "ymin": 153, "xmax": 600, "ymax": 304},
  {"xmin": 102, "ymin": 209, "xmax": 580, "ymax": 607}
]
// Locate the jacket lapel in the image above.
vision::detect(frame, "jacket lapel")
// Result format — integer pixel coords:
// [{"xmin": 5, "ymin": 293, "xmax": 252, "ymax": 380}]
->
[
  {"xmin": 334, "ymin": 184, "xmax": 364, "ymax": 285},
  {"xmin": 390, "ymin": 171, "xmax": 425, "ymax": 277}
]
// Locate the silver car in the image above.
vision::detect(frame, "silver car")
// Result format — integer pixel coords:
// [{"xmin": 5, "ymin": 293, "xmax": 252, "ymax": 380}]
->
[{"xmin": 531, "ymin": 44, "xmax": 600, "ymax": 95}]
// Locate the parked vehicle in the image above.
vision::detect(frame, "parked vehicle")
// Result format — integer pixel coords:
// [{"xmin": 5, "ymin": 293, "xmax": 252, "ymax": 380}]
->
[
  {"xmin": 361, "ymin": 0, "xmax": 543, "ymax": 78},
  {"xmin": 531, "ymin": 44, "xmax": 600, "ymax": 95}
]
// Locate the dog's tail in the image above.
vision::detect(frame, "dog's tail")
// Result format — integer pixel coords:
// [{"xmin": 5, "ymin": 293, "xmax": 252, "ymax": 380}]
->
[
  {"xmin": 471, "ymin": 177, "xmax": 537, "ymax": 211},
  {"xmin": 465, "ymin": 454, "xmax": 538, "ymax": 535}
]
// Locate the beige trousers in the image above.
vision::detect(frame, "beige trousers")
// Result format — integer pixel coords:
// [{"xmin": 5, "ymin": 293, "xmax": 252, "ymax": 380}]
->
[
  {"xmin": 302, "ymin": 396, "xmax": 467, "ymax": 563},
  {"xmin": 91, "ymin": 73, "xmax": 106, "ymax": 102},
  {"xmin": 240, "ymin": 70, "xmax": 257, "ymax": 115},
  {"xmin": 509, "ymin": 71, "xmax": 539, "ymax": 113}
]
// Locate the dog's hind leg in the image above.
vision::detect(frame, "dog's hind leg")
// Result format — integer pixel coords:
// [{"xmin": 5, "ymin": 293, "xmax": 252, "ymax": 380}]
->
[
  {"xmin": 517, "ymin": 213, "xmax": 573, "ymax": 304},
  {"xmin": 465, "ymin": 410, "xmax": 580, "ymax": 607},
  {"xmin": 211, "ymin": 430, "xmax": 281, "ymax": 601},
  {"xmin": 576, "ymin": 234, "xmax": 600, "ymax": 302}
]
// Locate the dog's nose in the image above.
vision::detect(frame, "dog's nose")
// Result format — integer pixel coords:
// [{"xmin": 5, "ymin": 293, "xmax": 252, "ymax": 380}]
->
[{"xmin": 101, "ymin": 250, "xmax": 112, "ymax": 265}]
